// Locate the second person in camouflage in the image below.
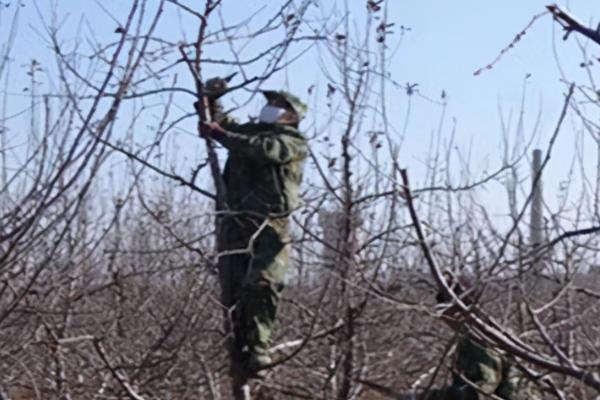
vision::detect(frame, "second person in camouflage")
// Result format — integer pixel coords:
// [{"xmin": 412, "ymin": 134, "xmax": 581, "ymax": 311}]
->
[{"xmin": 427, "ymin": 272, "xmax": 539, "ymax": 400}]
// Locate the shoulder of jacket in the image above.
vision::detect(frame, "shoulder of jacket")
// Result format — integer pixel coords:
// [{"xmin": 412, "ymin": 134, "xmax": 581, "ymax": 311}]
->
[
  {"xmin": 278, "ymin": 124, "xmax": 306, "ymax": 140},
  {"xmin": 233, "ymin": 122, "xmax": 305, "ymax": 138}
]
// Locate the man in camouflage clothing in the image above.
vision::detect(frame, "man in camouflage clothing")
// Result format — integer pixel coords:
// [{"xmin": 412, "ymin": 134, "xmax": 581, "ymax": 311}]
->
[
  {"xmin": 427, "ymin": 272, "xmax": 538, "ymax": 400},
  {"xmin": 200, "ymin": 80, "xmax": 307, "ymax": 378}
]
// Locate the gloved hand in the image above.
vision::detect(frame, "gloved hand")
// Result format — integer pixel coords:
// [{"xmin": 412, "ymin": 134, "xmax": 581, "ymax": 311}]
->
[
  {"xmin": 200, "ymin": 121, "xmax": 225, "ymax": 140},
  {"xmin": 204, "ymin": 76, "xmax": 229, "ymax": 100},
  {"xmin": 195, "ymin": 73, "xmax": 237, "ymax": 122}
]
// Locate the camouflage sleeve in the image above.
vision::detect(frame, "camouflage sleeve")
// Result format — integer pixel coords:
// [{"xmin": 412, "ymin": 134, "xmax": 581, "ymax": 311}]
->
[
  {"xmin": 214, "ymin": 129, "xmax": 307, "ymax": 164},
  {"xmin": 496, "ymin": 361, "xmax": 537, "ymax": 400},
  {"xmin": 454, "ymin": 338, "xmax": 503, "ymax": 396}
]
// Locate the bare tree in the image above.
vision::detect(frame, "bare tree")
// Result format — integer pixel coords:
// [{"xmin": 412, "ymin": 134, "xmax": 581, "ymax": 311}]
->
[{"xmin": 1, "ymin": 1, "xmax": 600, "ymax": 399}]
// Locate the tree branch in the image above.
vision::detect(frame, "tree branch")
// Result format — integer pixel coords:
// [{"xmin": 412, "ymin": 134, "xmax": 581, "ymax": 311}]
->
[{"xmin": 548, "ymin": 4, "xmax": 600, "ymax": 47}]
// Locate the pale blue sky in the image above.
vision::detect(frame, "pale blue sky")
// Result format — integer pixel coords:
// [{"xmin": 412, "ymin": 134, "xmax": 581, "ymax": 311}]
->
[{"xmin": 2, "ymin": 0, "xmax": 600, "ymax": 222}]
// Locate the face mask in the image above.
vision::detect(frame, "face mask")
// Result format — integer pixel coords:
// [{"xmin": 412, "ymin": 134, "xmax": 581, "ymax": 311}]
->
[{"xmin": 259, "ymin": 105, "xmax": 287, "ymax": 123}]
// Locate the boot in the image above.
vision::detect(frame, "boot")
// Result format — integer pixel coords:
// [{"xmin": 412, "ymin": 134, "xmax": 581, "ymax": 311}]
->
[{"xmin": 244, "ymin": 351, "xmax": 272, "ymax": 379}]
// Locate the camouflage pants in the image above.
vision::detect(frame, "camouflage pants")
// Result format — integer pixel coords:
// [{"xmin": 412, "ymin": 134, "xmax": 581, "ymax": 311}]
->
[{"xmin": 217, "ymin": 215, "xmax": 289, "ymax": 360}]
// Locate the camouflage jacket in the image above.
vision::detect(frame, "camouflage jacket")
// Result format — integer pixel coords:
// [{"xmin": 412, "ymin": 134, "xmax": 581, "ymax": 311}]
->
[
  {"xmin": 452, "ymin": 335, "xmax": 536, "ymax": 400},
  {"xmin": 214, "ymin": 121, "xmax": 307, "ymax": 218}
]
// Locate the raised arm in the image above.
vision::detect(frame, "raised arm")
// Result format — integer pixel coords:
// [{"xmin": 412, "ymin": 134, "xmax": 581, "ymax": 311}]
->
[{"xmin": 203, "ymin": 123, "xmax": 307, "ymax": 164}]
